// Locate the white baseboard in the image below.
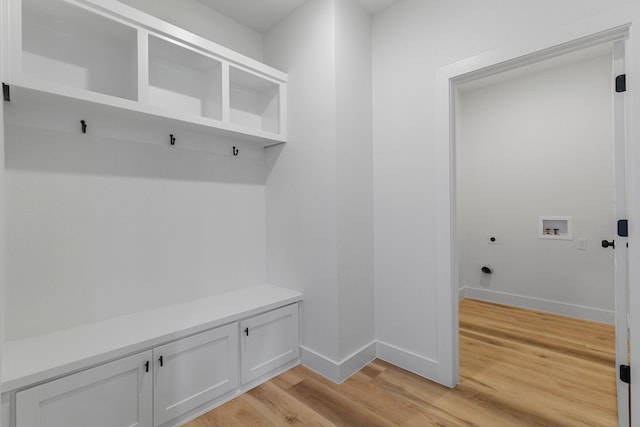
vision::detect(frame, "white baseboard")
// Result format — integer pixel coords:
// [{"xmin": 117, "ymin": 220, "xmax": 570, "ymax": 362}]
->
[
  {"xmin": 302, "ymin": 341, "xmax": 440, "ymax": 385},
  {"xmin": 338, "ymin": 342, "xmax": 377, "ymax": 382},
  {"xmin": 300, "ymin": 341, "xmax": 377, "ymax": 384},
  {"xmin": 461, "ymin": 286, "xmax": 614, "ymax": 324},
  {"xmin": 375, "ymin": 341, "xmax": 440, "ymax": 381},
  {"xmin": 1, "ymin": 392, "xmax": 10, "ymax": 427},
  {"xmin": 302, "ymin": 287, "xmax": 613, "ymax": 389}
]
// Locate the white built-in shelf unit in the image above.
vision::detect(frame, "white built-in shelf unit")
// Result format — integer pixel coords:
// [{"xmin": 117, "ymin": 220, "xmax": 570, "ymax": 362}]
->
[{"xmin": 2, "ymin": 0, "xmax": 287, "ymax": 146}]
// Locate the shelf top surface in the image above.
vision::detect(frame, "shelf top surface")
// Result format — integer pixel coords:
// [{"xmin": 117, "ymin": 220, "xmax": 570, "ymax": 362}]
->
[
  {"xmin": 72, "ymin": 0, "xmax": 287, "ymax": 82},
  {"xmin": 230, "ymin": 66, "xmax": 279, "ymax": 92},
  {"xmin": 149, "ymin": 34, "xmax": 223, "ymax": 72},
  {"xmin": 1, "ymin": 285, "xmax": 302, "ymax": 392},
  {"xmin": 23, "ymin": 0, "xmax": 136, "ymax": 43}
]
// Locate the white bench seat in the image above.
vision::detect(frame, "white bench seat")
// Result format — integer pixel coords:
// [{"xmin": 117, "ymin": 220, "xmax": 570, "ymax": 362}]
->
[{"xmin": 1, "ymin": 285, "xmax": 302, "ymax": 392}]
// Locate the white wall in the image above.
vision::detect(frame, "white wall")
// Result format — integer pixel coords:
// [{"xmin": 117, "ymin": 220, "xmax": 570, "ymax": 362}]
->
[
  {"xmin": 335, "ymin": 0, "xmax": 375, "ymax": 369},
  {"xmin": 458, "ymin": 53, "xmax": 615, "ymax": 322},
  {"xmin": 264, "ymin": 0, "xmax": 340, "ymax": 365},
  {"xmin": 264, "ymin": 0, "xmax": 375, "ymax": 381},
  {"xmin": 4, "ymin": 70, "xmax": 268, "ymax": 340},
  {"xmin": 117, "ymin": 0, "xmax": 264, "ymax": 61},
  {"xmin": 372, "ymin": 0, "xmax": 634, "ymax": 381}
]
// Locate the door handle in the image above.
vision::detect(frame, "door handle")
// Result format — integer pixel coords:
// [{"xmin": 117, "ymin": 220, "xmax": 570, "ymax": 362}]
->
[{"xmin": 602, "ymin": 240, "xmax": 615, "ymax": 249}]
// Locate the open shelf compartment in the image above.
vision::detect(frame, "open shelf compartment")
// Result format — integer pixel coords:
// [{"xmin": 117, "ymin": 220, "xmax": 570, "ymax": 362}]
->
[
  {"xmin": 148, "ymin": 35, "xmax": 223, "ymax": 121},
  {"xmin": 229, "ymin": 66, "xmax": 280, "ymax": 134},
  {"xmin": 9, "ymin": 0, "xmax": 287, "ymax": 145},
  {"xmin": 21, "ymin": 0, "xmax": 138, "ymax": 100}
]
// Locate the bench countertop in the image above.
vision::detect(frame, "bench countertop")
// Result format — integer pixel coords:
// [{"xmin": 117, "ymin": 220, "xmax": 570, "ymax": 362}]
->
[{"xmin": 1, "ymin": 285, "xmax": 302, "ymax": 392}]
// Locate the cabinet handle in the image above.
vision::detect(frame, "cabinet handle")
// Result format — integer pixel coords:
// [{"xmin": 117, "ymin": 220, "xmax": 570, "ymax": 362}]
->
[
  {"xmin": 159, "ymin": 355, "xmax": 164, "ymax": 367},
  {"xmin": 145, "ymin": 361, "xmax": 149, "ymax": 372},
  {"xmin": 244, "ymin": 327, "xmax": 249, "ymax": 336}
]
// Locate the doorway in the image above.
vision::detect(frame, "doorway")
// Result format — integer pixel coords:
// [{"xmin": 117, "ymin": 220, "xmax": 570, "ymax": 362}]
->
[
  {"xmin": 455, "ymin": 44, "xmax": 616, "ymax": 323},
  {"xmin": 449, "ymin": 36, "xmax": 630, "ymax": 425}
]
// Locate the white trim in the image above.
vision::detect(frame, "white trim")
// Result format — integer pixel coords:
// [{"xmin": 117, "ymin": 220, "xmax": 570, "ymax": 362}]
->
[
  {"xmin": 625, "ymin": 15, "xmax": 640, "ymax": 423},
  {"xmin": 460, "ymin": 287, "xmax": 615, "ymax": 324},
  {"xmin": 300, "ymin": 341, "xmax": 377, "ymax": 384},
  {"xmin": 1, "ymin": 392, "xmax": 12, "ymax": 427},
  {"xmin": 299, "ymin": 346, "xmax": 337, "ymax": 381},
  {"xmin": 337, "ymin": 342, "xmax": 377, "ymax": 383},
  {"xmin": 436, "ymin": 6, "xmax": 640, "ymax": 424},
  {"xmin": 376, "ymin": 341, "xmax": 440, "ymax": 381},
  {"xmin": 612, "ymin": 38, "xmax": 631, "ymax": 427},
  {"xmin": 301, "ymin": 340, "xmax": 441, "ymax": 385}
]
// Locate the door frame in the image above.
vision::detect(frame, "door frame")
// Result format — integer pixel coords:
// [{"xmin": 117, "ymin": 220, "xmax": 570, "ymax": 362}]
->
[
  {"xmin": 435, "ymin": 4, "xmax": 640, "ymax": 425},
  {"xmin": 612, "ymin": 38, "xmax": 630, "ymax": 427}
]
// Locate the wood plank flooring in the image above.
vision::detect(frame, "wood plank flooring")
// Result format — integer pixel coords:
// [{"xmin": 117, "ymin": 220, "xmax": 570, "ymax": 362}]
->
[{"xmin": 184, "ymin": 298, "xmax": 617, "ymax": 426}]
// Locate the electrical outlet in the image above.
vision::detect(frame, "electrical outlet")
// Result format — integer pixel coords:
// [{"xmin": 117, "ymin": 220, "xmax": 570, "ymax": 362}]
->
[{"xmin": 577, "ymin": 238, "xmax": 587, "ymax": 250}]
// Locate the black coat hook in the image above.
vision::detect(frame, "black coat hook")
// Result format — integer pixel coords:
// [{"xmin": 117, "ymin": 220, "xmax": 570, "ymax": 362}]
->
[
  {"xmin": 232, "ymin": 146, "xmax": 239, "ymax": 156},
  {"xmin": 80, "ymin": 120, "xmax": 87, "ymax": 134},
  {"xmin": 170, "ymin": 134, "xmax": 176, "ymax": 146}
]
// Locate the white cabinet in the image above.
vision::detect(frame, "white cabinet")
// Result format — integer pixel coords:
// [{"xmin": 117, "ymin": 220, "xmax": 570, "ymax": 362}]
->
[
  {"xmin": 229, "ymin": 66, "xmax": 282, "ymax": 135},
  {"xmin": 13, "ymin": 0, "xmax": 138, "ymax": 101},
  {"xmin": 16, "ymin": 351, "xmax": 152, "ymax": 427},
  {"xmin": 13, "ymin": 325, "xmax": 239, "ymax": 427},
  {"xmin": 147, "ymin": 35, "xmax": 223, "ymax": 122},
  {"xmin": 153, "ymin": 324, "xmax": 238, "ymax": 427},
  {"xmin": 5, "ymin": 290, "xmax": 301, "ymax": 427},
  {"xmin": 2, "ymin": 0, "xmax": 287, "ymax": 145},
  {"xmin": 241, "ymin": 304, "xmax": 299, "ymax": 385}
]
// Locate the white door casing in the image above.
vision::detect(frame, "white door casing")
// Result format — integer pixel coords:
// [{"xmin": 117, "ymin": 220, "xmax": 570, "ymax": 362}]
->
[
  {"xmin": 437, "ymin": 5, "xmax": 639, "ymax": 425},
  {"xmin": 613, "ymin": 39, "xmax": 630, "ymax": 427}
]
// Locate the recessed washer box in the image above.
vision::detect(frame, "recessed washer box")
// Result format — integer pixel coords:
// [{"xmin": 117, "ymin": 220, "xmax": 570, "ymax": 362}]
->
[{"xmin": 539, "ymin": 216, "xmax": 573, "ymax": 240}]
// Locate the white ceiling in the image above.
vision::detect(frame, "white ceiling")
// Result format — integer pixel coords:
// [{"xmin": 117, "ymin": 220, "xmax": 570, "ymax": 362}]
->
[
  {"xmin": 355, "ymin": 0, "xmax": 403, "ymax": 14},
  {"xmin": 197, "ymin": 0, "xmax": 402, "ymax": 32}
]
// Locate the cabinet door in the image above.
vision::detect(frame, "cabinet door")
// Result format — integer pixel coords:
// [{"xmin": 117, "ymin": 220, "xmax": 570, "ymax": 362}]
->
[
  {"xmin": 153, "ymin": 323, "xmax": 238, "ymax": 426},
  {"xmin": 240, "ymin": 304, "xmax": 299, "ymax": 385},
  {"xmin": 16, "ymin": 351, "xmax": 152, "ymax": 427}
]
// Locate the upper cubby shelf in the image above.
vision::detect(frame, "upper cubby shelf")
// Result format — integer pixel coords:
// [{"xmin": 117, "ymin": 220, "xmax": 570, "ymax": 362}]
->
[{"xmin": 2, "ymin": 0, "xmax": 288, "ymax": 146}]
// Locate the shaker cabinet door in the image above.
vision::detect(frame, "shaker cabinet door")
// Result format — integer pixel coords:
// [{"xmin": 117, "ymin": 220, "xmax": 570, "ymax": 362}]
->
[
  {"xmin": 153, "ymin": 323, "xmax": 238, "ymax": 426},
  {"xmin": 16, "ymin": 351, "xmax": 153, "ymax": 427},
  {"xmin": 240, "ymin": 304, "xmax": 299, "ymax": 385}
]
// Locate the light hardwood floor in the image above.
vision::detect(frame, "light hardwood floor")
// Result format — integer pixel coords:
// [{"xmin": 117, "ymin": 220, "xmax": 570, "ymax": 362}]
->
[{"xmin": 184, "ymin": 298, "xmax": 617, "ymax": 426}]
